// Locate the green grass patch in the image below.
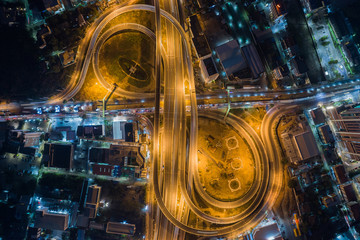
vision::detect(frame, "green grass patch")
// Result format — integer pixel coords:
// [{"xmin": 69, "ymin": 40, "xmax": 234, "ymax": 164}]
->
[
  {"xmin": 99, "ymin": 31, "xmax": 155, "ymax": 92},
  {"xmin": 37, "ymin": 172, "xmax": 85, "ymax": 201}
]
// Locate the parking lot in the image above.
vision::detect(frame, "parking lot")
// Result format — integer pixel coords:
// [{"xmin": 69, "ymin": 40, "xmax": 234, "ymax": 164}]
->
[{"xmin": 308, "ymin": 12, "xmax": 348, "ymax": 80}]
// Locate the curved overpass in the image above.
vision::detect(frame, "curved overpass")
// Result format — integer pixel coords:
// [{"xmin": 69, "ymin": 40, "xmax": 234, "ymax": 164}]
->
[
  {"xmin": 92, "ymin": 23, "xmax": 167, "ymax": 98},
  {"xmin": 30, "ymin": 2, "xmax": 288, "ymax": 237},
  {"xmin": 54, "ymin": 3, "xmax": 284, "ymax": 236}
]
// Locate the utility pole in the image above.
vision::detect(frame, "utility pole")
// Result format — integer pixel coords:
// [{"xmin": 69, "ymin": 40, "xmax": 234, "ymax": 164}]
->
[
  {"xmin": 224, "ymin": 89, "xmax": 231, "ymax": 121},
  {"xmin": 102, "ymin": 83, "xmax": 118, "ymax": 118}
]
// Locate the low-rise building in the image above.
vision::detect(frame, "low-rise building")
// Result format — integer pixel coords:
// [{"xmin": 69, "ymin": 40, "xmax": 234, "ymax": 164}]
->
[
  {"xmin": 189, "ymin": 14, "xmax": 211, "ymax": 59},
  {"xmin": 113, "ymin": 121, "xmax": 126, "ymax": 140},
  {"xmin": 76, "ymin": 214, "xmax": 89, "ymax": 228},
  {"xmin": 252, "ymin": 222, "xmax": 282, "ymax": 240},
  {"xmin": 340, "ymin": 183, "xmax": 357, "ymax": 202},
  {"xmin": 34, "ymin": 208, "xmax": 69, "ymax": 231},
  {"xmin": 77, "ymin": 125, "xmax": 103, "ymax": 138},
  {"xmin": 84, "ymin": 185, "xmax": 101, "ymax": 219},
  {"xmin": 241, "ymin": 43, "xmax": 265, "ymax": 79},
  {"xmin": 200, "ymin": 55, "xmax": 219, "ymax": 83},
  {"xmin": 281, "ymin": 132, "xmax": 301, "ymax": 164},
  {"xmin": 106, "ymin": 222, "xmax": 136, "ymax": 236},
  {"xmin": 59, "ymin": 49, "xmax": 76, "ymax": 67},
  {"xmin": 43, "ymin": 0, "xmax": 63, "ymax": 13},
  {"xmin": 89, "ymin": 144, "xmax": 144, "ymax": 168},
  {"xmin": 196, "ymin": 0, "xmax": 215, "ymax": 9},
  {"xmin": 293, "ymin": 131, "xmax": 319, "ymax": 161},
  {"xmin": 0, "ymin": 4, "xmax": 26, "ymax": 27},
  {"xmin": 43, "ymin": 143, "xmax": 74, "ymax": 170},
  {"xmin": 310, "ymin": 107, "xmax": 326, "ymax": 125},
  {"xmin": 215, "ymin": 40, "xmax": 251, "ymax": 80},
  {"xmin": 348, "ymin": 202, "xmax": 360, "ymax": 221},
  {"xmin": 89, "ymin": 221, "xmax": 105, "ymax": 230},
  {"xmin": 270, "ymin": 0, "xmax": 287, "ymax": 21},
  {"xmin": 124, "ymin": 123, "xmax": 134, "ymax": 142},
  {"xmin": 92, "ymin": 164, "xmax": 114, "ymax": 177},
  {"xmin": 333, "ymin": 164, "xmax": 349, "ymax": 184},
  {"xmin": 272, "ymin": 64, "xmax": 290, "ymax": 81},
  {"xmin": 281, "ymin": 36, "xmax": 298, "ymax": 57},
  {"xmin": 302, "ymin": 0, "xmax": 326, "ymax": 12},
  {"xmin": 0, "ymin": 120, "xmax": 6, "ymax": 150},
  {"xmin": 290, "ymin": 56, "xmax": 308, "ymax": 76},
  {"xmin": 321, "ymin": 193, "xmax": 340, "ymax": 208},
  {"xmin": 326, "ymin": 105, "xmax": 360, "ymax": 161},
  {"xmin": 26, "ymin": 227, "xmax": 41, "ymax": 240},
  {"xmin": 300, "ymin": 172, "xmax": 315, "ymax": 186},
  {"xmin": 318, "ymin": 125, "xmax": 334, "ymax": 144},
  {"xmin": 9, "ymin": 130, "xmax": 42, "ymax": 147}
]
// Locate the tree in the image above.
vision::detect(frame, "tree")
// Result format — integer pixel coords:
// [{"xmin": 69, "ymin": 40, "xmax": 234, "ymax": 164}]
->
[
  {"xmin": 0, "ymin": 25, "xmax": 40, "ymax": 98},
  {"xmin": 281, "ymin": 157, "xmax": 289, "ymax": 165},
  {"xmin": 321, "ymin": 41, "xmax": 331, "ymax": 46},
  {"xmin": 40, "ymin": 133, "xmax": 45, "ymax": 142},
  {"xmin": 320, "ymin": 36, "xmax": 328, "ymax": 41},
  {"xmin": 52, "ymin": 63, "xmax": 61, "ymax": 73},
  {"xmin": 288, "ymin": 179, "xmax": 298, "ymax": 188}
]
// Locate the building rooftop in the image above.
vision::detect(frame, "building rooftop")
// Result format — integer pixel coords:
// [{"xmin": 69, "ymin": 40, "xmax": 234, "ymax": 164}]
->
[
  {"xmin": 92, "ymin": 164, "xmax": 114, "ymax": 176},
  {"xmin": 43, "ymin": 143, "xmax": 73, "ymax": 169},
  {"xmin": 293, "ymin": 131, "xmax": 319, "ymax": 160},
  {"xmin": 59, "ymin": 49, "xmax": 76, "ymax": 66},
  {"xmin": 106, "ymin": 222, "xmax": 136, "ymax": 236},
  {"xmin": 307, "ymin": 0, "xmax": 323, "ymax": 11},
  {"xmin": 241, "ymin": 44, "xmax": 265, "ymax": 78},
  {"xmin": 34, "ymin": 209, "xmax": 69, "ymax": 231},
  {"xmin": 329, "ymin": 11, "xmax": 351, "ymax": 40},
  {"xmin": 203, "ymin": 57, "xmax": 218, "ymax": 77},
  {"xmin": 348, "ymin": 202, "xmax": 360, "ymax": 221},
  {"xmin": 85, "ymin": 185, "xmax": 101, "ymax": 219},
  {"xmin": 253, "ymin": 222, "xmax": 282, "ymax": 240},
  {"xmin": 341, "ymin": 183, "xmax": 357, "ymax": 202},
  {"xmin": 43, "ymin": 0, "xmax": 62, "ymax": 12},
  {"xmin": 333, "ymin": 165, "xmax": 349, "ymax": 184},
  {"xmin": 318, "ymin": 125, "xmax": 334, "ymax": 144},
  {"xmin": 290, "ymin": 56, "xmax": 308, "ymax": 75},
  {"xmin": 321, "ymin": 193, "xmax": 340, "ymax": 208},
  {"xmin": 77, "ymin": 125, "xmax": 102, "ymax": 138},
  {"xmin": 189, "ymin": 15, "xmax": 211, "ymax": 58},
  {"xmin": 310, "ymin": 108, "xmax": 326, "ymax": 125},
  {"xmin": 215, "ymin": 40, "xmax": 249, "ymax": 78},
  {"xmin": 113, "ymin": 121, "xmax": 126, "ymax": 140},
  {"xmin": 89, "ymin": 144, "xmax": 144, "ymax": 167},
  {"xmin": 86, "ymin": 185, "xmax": 101, "ymax": 205},
  {"xmin": 124, "ymin": 123, "xmax": 134, "ymax": 142}
]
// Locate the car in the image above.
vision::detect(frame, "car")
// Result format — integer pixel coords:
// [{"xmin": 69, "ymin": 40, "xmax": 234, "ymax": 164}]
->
[
  {"xmin": 55, "ymin": 105, "xmax": 61, "ymax": 113},
  {"xmin": 37, "ymin": 107, "xmax": 42, "ymax": 114}
]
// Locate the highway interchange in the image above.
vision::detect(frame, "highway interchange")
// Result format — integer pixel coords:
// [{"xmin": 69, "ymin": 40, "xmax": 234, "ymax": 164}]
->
[{"xmin": 2, "ymin": 0, "xmax": 360, "ymax": 239}]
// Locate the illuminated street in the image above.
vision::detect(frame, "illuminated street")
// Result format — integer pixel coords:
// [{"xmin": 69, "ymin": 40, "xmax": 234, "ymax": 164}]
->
[{"xmin": 3, "ymin": 0, "xmax": 360, "ymax": 240}]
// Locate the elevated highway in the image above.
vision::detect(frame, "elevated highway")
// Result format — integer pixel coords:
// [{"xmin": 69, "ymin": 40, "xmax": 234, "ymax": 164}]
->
[{"xmin": 0, "ymin": 2, "xmax": 303, "ymax": 238}]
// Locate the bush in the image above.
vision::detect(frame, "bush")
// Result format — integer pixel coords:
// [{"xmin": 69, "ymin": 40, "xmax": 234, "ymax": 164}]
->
[
  {"xmin": 320, "ymin": 36, "xmax": 328, "ymax": 41},
  {"xmin": 38, "ymin": 172, "xmax": 85, "ymax": 201},
  {"xmin": 321, "ymin": 41, "xmax": 331, "ymax": 46},
  {"xmin": 328, "ymin": 59, "xmax": 339, "ymax": 64},
  {"xmin": 288, "ymin": 179, "xmax": 298, "ymax": 188}
]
